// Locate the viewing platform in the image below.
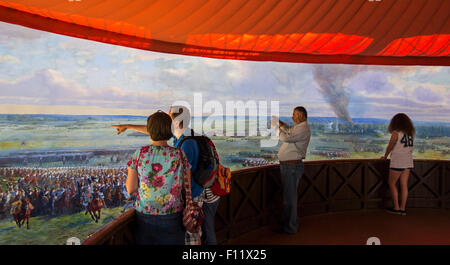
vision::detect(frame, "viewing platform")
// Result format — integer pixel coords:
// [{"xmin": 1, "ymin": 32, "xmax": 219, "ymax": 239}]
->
[
  {"xmin": 223, "ymin": 208, "xmax": 450, "ymax": 245},
  {"xmin": 82, "ymin": 159, "xmax": 450, "ymax": 245}
]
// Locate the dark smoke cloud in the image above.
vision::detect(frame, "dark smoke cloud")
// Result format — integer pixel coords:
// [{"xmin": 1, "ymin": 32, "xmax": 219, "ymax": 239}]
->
[
  {"xmin": 311, "ymin": 65, "xmax": 420, "ymax": 122},
  {"xmin": 312, "ymin": 65, "xmax": 368, "ymax": 123}
]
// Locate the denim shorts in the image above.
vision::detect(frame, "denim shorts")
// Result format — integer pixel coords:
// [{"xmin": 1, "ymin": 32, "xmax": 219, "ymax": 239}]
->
[{"xmin": 134, "ymin": 211, "xmax": 185, "ymax": 245}]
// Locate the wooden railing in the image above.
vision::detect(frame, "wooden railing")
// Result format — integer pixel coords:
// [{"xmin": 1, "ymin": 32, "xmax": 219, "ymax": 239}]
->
[
  {"xmin": 82, "ymin": 159, "xmax": 450, "ymax": 245},
  {"xmin": 83, "ymin": 207, "xmax": 136, "ymax": 245}
]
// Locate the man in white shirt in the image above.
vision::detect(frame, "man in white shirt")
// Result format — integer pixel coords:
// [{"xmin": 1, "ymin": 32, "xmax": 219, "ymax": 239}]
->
[{"xmin": 272, "ymin": 106, "xmax": 311, "ymax": 234}]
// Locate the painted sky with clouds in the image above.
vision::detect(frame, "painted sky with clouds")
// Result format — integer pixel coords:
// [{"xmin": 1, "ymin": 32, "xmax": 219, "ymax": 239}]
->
[{"xmin": 0, "ymin": 22, "xmax": 449, "ymax": 122}]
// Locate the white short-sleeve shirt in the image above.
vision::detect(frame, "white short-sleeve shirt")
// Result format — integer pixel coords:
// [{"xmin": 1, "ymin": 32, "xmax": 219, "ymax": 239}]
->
[{"xmin": 390, "ymin": 131, "xmax": 414, "ymax": 169}]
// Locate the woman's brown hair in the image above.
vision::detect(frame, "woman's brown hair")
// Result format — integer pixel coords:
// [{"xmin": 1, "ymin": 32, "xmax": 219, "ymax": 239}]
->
[
  {"xmin": 388, "ymin": 113, "xmax": 415, "ymax": 137},
  {"xmin": 146, "ymin": 111, "xmax": 173, "ymax": 141}
]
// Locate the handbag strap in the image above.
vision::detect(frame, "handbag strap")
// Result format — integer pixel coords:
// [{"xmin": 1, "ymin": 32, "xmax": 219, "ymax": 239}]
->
[
  {"xmin": 133, "ymin": 147, "xmax": 144, "ymax": 170},
  {"xmin": 133, "ymin": 147, "xmax": 145, "ymax": 186},
  {"xmin": 182, "ymin": 155, "xmax": 193, "ymax": 207}
]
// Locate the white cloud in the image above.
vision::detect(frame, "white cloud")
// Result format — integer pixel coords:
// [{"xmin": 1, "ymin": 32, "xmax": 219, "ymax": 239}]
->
[
  {"xmin": 117, "ymin": 49, "xmax": 184, "ymax": 64},
  {"xmin": 0, "ymin": 22, "xmax": 43, "ymax": 45},
  {"xmin": 164, "ymin": 68, "xmax": 188, "ymax": 76},
  {"xmin": 226, "ymin": 61, "xmax": 248, "ymax": 82},
  {"xmin": 388, "ymin": 75, "xmax": 449, "ymax": 104},
  {"xmin": 203, "ymin": 58, "xmax": 224, "ymax": 67},
  {"xmin": 76, "ymin": 58, "xmax": 87, "ymax": 65},
  {"xmin": 75, "ymin": 51, "xmax": 91, "ymax": 56},
  {"xmin": 77, "ymin": 68, "xmax": 87, "ymax": 74},
  {"xmin": 121, "ymin": 58, "xmax": 136, "ymax": 64},
  {"xmin": 0, "ymin": 69, "xmax": 169, "ymax": 111},
  {"xmin": 58, "ymin": 40, "xmax": 98, "ymax": 52},
  {"xmin": 275, "ymin": 85, "xmax": 289, "ymax": 95},
  {"xmin": 0, "ymin": 104, "xmax": 157, "ymax": 116},
  {"xmin": 413, "ymin": 84, "xmax": 448, "ymax": 103},
  {"xmin": 0, "ymin": 55, "xmax": 19, "ymax": 64}
]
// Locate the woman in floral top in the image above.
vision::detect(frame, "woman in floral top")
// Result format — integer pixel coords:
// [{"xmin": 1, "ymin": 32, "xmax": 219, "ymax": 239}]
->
[{"xmin": 126, "ymin": 111, "xmax": 191, "ymax": 245}]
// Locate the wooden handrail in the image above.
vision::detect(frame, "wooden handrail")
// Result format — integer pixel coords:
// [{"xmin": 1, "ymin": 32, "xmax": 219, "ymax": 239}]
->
[
  {"xmin": 82, "ymin": 209, "xmax": 135, "ymax": 245},
  {"xmin": 231, "ymin": 158, "xmax": 449, "ymax": 174}
]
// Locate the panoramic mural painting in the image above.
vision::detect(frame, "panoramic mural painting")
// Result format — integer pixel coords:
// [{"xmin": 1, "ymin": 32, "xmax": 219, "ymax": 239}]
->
[{"xmin": 0, "ymin": 22, "xmax": 449, "ymax": 244}]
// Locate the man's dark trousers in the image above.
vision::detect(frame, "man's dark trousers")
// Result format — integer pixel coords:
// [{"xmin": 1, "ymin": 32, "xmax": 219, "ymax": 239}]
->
[
  {"xmin": 201, "ymin": 199, "xmax": 220, "ymax": 245},
  {"xmin": 280, "ymin": 161, "xmax": 304, "ymax": 234}
]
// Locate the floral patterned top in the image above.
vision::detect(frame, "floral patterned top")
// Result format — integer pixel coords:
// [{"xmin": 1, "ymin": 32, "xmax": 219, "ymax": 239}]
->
[{"xmin": 127, "ymin": 145, "xmax": 190, "ymax": 215}]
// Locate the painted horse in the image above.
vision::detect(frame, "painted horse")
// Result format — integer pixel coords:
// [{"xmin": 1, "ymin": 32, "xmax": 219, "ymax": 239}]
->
[
  {"xmin": 85, "ymin": 193, "xmax": 103, "ymax": 223},
  {"xmin": 11, "ymin": 198, "xmax": 34, "ymax": 229}
]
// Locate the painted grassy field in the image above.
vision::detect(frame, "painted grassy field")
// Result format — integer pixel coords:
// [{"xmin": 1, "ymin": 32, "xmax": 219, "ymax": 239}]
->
[{"xmin": 0, "ymin": 207, "xmax": 124, "ymax": 245}]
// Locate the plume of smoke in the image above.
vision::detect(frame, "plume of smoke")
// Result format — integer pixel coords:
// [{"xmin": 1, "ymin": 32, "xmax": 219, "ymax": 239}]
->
[{"xmin": 312, "ymin": 65, "xmax": 367, "ymax": 123}]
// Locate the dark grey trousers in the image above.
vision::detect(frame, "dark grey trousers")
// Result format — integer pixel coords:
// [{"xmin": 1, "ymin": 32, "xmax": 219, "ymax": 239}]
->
[
  {"xmin": 280, "ymin": 161, "xmax": 304, "ymax": 234},
  {"xmin": 201, "ymin": 199, "xmax": 220, "ymax": 245}
]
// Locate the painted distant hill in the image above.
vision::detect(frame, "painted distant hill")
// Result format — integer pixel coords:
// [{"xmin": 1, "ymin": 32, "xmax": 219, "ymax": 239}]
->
[
  {"xmin": 280, "ymin": 116, "xmax": 449, "ymax": 126},
  {"xmin": 306, "ymin": 117, "xmax": 388, "ymax": 124},
  {"xmin": 0, "ymin": 114, "xmax": 448, "ymax": 126}
]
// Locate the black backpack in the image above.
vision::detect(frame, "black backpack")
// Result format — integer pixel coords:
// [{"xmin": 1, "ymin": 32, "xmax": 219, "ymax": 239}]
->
[{"xmin": 178, "ymin": 129, "xmax": 219, "ymax": 188}]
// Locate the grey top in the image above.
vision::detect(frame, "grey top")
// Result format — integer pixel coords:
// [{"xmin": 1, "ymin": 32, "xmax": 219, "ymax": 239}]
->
[{"xmin": 277, "ymin": 121, "xmax": 311, "ymax": 162}]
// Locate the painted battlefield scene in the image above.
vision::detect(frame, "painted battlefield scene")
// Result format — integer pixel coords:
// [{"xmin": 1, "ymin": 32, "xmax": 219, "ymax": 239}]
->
[{"xmin": 0, "ymin": 22, "xmax": 449, "ymax": 244}]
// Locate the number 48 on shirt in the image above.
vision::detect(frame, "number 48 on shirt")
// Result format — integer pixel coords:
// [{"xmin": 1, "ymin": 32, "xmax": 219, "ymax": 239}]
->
[{"xmin": 400, "ymin": 134, "xmax": 413, "ymax": 147}]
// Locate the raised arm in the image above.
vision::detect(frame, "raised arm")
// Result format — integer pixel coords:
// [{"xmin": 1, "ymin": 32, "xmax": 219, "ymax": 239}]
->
[
  {"xmin": 111, "ymin": 124, "xmax": 148, "ymax": 135},
  {"xmin": 381, "ymin": 131, "xmax": 398, "ymax": 159},
  {"xmin": 270, "ymin": 116, "xmax": 291, "ymax": 134},
  {"xmin": 279, "ymin": 124, "xmax": 307, "ymax": 143}
]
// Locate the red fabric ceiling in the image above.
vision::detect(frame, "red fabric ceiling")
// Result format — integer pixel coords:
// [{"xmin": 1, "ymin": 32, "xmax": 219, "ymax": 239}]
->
[{"xmin": 0, "ymin": 0, "xmax": 449, "ymax": 65}]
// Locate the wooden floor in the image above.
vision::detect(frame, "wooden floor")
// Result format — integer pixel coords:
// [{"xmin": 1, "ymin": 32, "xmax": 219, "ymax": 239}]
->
[{"xmin": 223, "ymin": 209, "xmax": 450, "ymax": 245}]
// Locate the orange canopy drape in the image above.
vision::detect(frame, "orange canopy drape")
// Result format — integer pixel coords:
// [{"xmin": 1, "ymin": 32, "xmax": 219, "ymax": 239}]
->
[{"xmin": 0, "ymin": 0, "xmax": 449, "ymax": 65}]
